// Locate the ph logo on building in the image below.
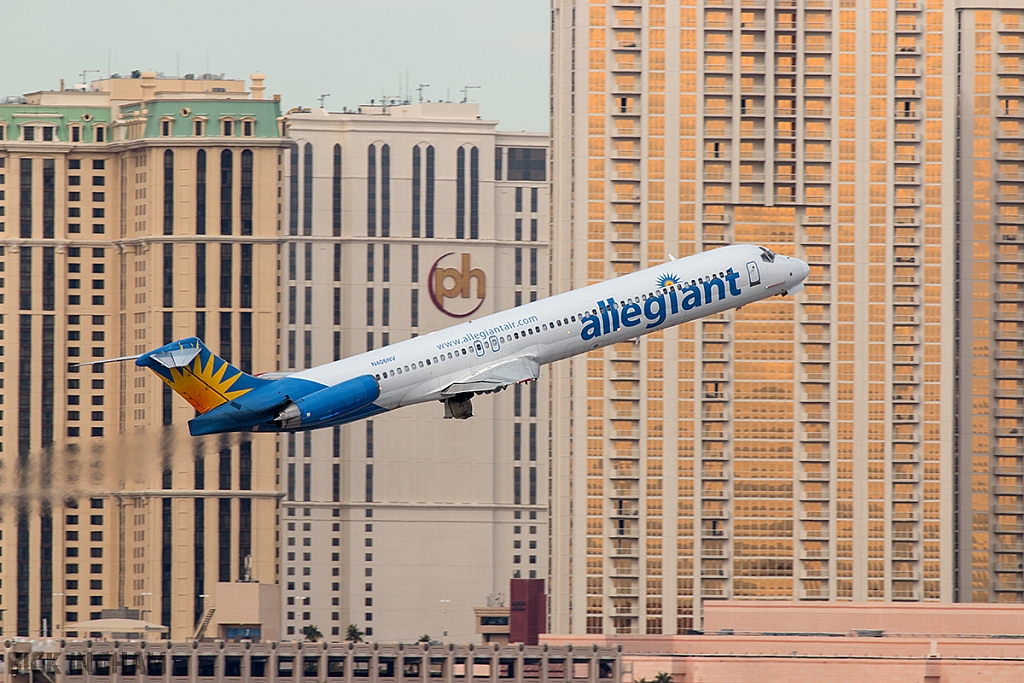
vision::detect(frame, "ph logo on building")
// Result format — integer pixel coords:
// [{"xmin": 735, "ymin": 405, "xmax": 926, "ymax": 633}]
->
[{"xmin": 428, "ymin": 253, "xmax": 486, "ymax": 318}]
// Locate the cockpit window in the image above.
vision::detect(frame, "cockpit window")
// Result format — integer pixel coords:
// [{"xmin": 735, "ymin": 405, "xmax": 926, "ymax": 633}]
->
[{"xmin": 760, "ymin": 247, "xmax": 776, "ymax": 263}]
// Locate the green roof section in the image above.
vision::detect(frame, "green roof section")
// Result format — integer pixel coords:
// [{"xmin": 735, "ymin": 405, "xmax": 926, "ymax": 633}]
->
[
  {"xmin": 134, "ymin": 99, "xmax": 282, "ymax": 138},
  {"xmin": 0, "ymin": 105, "xmax": 112, "ymax": 142}
]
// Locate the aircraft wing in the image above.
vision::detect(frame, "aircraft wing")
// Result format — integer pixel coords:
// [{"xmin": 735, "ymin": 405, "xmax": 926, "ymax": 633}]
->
[{"xmin": 441, "ymin": 355, "xmax": 540, "ymax": 396}]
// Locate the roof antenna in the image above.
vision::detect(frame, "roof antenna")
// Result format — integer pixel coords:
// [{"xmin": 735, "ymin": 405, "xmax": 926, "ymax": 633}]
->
[
  {"xmin": 318, "ymin": 93, "xmax": 330, "ymax": 109},
  {"xmin": 80, "ymin": 69, "xmax": 99, "ymax": 88},
  {"xmin": 461, "ymin": 85, "xmax": 480, "ymax": 103},
  {"xmin": 417, "ymin": 84, "xmax": 430, "ymax": 103}
]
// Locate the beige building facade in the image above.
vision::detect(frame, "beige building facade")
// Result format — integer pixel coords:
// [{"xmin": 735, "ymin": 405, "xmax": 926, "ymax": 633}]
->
[
  {"xmin": 0, "ymin": 72, "xmax": 285, "ymax": 639},
  {"xmin": 550, "ymin": 0, "xmax": 1024, "ymax": 634},
  {"xmin": 278, "ymin": 103, "xmax": 549, "ymax": 641}
]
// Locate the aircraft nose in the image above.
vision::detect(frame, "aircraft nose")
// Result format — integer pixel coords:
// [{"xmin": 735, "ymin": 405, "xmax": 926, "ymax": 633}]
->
[{"xmin": 797, "ymin": 257, "xmax": 810, "ymax": 280}]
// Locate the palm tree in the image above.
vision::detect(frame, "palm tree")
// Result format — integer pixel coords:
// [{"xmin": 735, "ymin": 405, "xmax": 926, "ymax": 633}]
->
[
  {"xmin": 302, "ymin": 625, "xmax": 322, "ymax": 642},
  {"xmin": 417, "ymin": 634, "xmax": 432, "ymax": 643},
  {"xmin": 345, "ymin": 624, "xmax": 365, "ymax": 643},
  {"xmin": 653, "ymin": 673, "xmax": 673, "ymax": 683}
]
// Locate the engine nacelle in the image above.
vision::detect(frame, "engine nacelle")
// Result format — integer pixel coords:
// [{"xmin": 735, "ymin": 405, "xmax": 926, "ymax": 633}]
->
[{"xmin": 276, "ymin": 375, "xmax": 381, "ymax": 430}]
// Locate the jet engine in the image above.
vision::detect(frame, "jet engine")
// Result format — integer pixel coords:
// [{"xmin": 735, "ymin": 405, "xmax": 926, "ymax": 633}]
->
[
  {"xmin": 275, "ymin": 375, "xmax": 381, "ymax": 430},
  {"xmin": 443, "ymin": 393, "xmax": 474, "ymax": 420}
]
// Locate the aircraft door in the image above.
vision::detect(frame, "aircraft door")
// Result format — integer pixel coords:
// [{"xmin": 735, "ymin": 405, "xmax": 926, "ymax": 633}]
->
[
  {"xmin": 746, "ymin": 261, "xmax": 761, "ymax": 286},
  {"xmin": 474, "ymin": 340, "xmax": 485, "ymax": 357},
  {"xmin": 489, "ymin": 335, "xmax": 500, "ymax": 353}
]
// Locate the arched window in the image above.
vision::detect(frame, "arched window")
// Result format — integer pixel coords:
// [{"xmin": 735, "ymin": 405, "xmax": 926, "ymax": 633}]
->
[
  {"xmin": 456, "ymin": 146, "xmax": 466, "ymax": 238},
  {"xmin": 332, "ymin": 144, "xmax": 342, "ymax": 237},
  {"xmin": 381, "ymin": 143, "xmax": 390, "ymax": 237},
  {"xmin": 196, "ymin": 150, "xmax": 207, "ymax": 234},
  {"xmin": 303, "ymin": 142, "xmax": 313, "ymax": 236},
  {"xmin": 240, "ymin": 149, "xmax": 253, "ymax": 236},
  {"xmin": 367, "ymin": 144, "xmax": 376, "ymax": 237},
  {"xmin": 426, "ymin": 146, "xmax": 435, "ymax": 238},
  {"xmin": 220, "ymin": 149, "xmax": 233, "ymax": 235},
  {"xmin": 163, "ymin": 149, "xmax": 174, "ymax": 236}
]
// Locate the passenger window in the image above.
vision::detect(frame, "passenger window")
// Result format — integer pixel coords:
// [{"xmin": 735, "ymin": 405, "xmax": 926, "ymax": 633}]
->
[
  {"xmin": 397, "ymin": 367, "xmax": 403, "ymax": 375},
  {"xmin": 419, "ymin": 361, "xmax": 424, "ymax": 368}
]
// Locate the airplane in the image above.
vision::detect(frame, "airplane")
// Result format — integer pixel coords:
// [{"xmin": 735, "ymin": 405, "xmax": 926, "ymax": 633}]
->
[{"xmin": 92, "ymin": 244, "xmax": 808, "ymax": 436}]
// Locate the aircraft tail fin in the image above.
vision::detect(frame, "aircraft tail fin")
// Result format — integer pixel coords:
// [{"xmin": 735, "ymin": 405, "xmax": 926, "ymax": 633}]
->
[{"xmin": 135, "ymin": 337, "xmax": 271, "ymax": 415}]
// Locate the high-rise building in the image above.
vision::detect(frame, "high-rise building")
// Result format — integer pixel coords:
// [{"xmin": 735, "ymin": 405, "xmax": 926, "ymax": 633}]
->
[
  {"xmin": 279, "ymin": 102, "xmax": 549, "ymax": 640},
  {"xmin": 551, "ymin": 0, "xmax": 1024, "ymax": 634},
  {"xmin": 0, "ymin": 72, "xmax": 285, "ymax": 639}
]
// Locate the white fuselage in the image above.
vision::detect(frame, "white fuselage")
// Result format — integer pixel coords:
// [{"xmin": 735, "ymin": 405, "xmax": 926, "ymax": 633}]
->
[{"xmin": 288, "ymin": 244, "xmax": 809, "ymax": 412}]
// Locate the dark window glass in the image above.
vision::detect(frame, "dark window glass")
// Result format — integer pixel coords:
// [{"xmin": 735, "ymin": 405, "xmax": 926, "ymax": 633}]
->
[
  {"xmin": 163, "ymin": 150, "xmax": 174, "ymax": 235},
  {"xmin": 507, "ymin": 148, "xmax": 546, "ymax": 181},
  {"xmin": 412, "ymin": 145, "xmax": 421, "ymax": 237},
  {"xmin": 43, "ymin": 159, "xmax": 55, "ymax": 239},
  {"xmin": 425, "ymin": 146, "xmax": 435, "ymax": 238},
  {"xmin": 240, "ymin": 149, "xmax": 253, "ymax": 235},
  {"xmin": 289, "ymin": 143, "xmax": 299, "ymax": 235},
  {"xmin": 382, "ymin": 288, "xmax": 390, "ymax": 327},
  {"xmin": 163, "ymin": 244, "xmax": 174, "ymax": 308},
  {"xmin": 334, "ymin": 243, "xmax": 342, "ymax": 281},
  {"xmin": 366, "ymin": 144, "xmax": 376, "ymax": 236},
  {"xmin": 382, "ymin": 244, "xmax": 390, "ymax": 282},
  {"xmin": 411, "ymin": 245, "xmax": 419, "ymax": 283},
  {"xmin": 195, "ymin": 243, "xmax": 206, "ymax": 308},
  {"xmin": 332, "ymin": 144, "xmax": 342, "ymax": 236},
  {"xmin": 303, "ymin": 143, "xmax": 313, "ymax": 236},
  {"xmin": 513, "ymin": 467, "xmax": 521, "ymax": 505},
  {"xmin": 20, "ymin": 158, "xmax": 32, "ymax": 238},
  {"xmin": 220, "ymin": 149, "xmax": 233, "ymax": 235},
  {"xmin": 196, "ymin": 150, "xmax": 207, "ymax": 234},
  {"xmin": 456, "ymin": 147, "xmax": 465, "ymax": 239},
  {"xmin": 220, "ymin": 243, "xmax": 232, "ymax": 308},
  {"xmin": 495, "ymin": 147, "xmax": 503, "ymax": 180},
  {"xmin": 411, "ymin": 289, "xmax": 418, "ymax": 328},
  {"xmin": 366, "ymin": 289, "xmax": 374, "ymax": 326},
  {"xmin": 530, "ymin": 187, "xmax": 539, "ymax": 213},
  {"xmin": 219, "ymin": 498, "xmax": 231, "ymax": 582},
  {"xmin": 240, "ymin": 244, "xmax": 252, "ymax": 309},
  {"xmin": 470, "ymin": 146, "xmax": 479, "ymax": 239},
  {"xmin": 530, "ymin": 248, "xmax": 538, "ymax": 286},
  {"xmin": 366, "ymin": 244, "xmax": 374, "ymax": 282},
  {"xmin": 381, "ymin": 143, "xmax": 390, "ymax": 237}
]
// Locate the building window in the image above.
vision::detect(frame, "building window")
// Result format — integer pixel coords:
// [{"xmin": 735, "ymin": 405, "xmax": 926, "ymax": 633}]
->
[
  {"xmin": 94, "ymin": 125, "xmax": 105, "ymax": 143},
  {"xmin": 411, "ymin": 289, "xmax": 418, "ymax": 328},
  {"xmin": 71, "ymin": 125, "xmax": 81, "ymax": 143},
  {"xmin": 367, "ymin": 144, "xmax": 376, "ymax": 237},
  {"xmin": 163, "ymin": 150, "xmax": 174, "ymax": 235},
  {"xmin": 242, "ymin": 119, "xmax": 254, "ymax": 137},
  {"xmin": 196, "ymin": 149, "xmax": 207, "ymax": 234},
  {"xmin": 240, "ymin": 149, "xmax": 253, "ymax": 235},
  {"xmin": 470, "ymin": 146, "xmax": 479, "ymax": 239},
  {"xmin": 412, "ymin": 144, "xmax": 421, "ymax": 237},
  {"xmin": 381, "ymin": 143, "xmax": 390, "ymax": 237},
  {"xmin": 507, "ymin": 148, "xmax": 545, "ymax": 181},
  {"xmin": 23, "ymin": 125, "xmax": 35, "ymax": 141},
  {"xmin": 194, "ymin": 119, "xmax": 205, "ymax": 136},
  {"xmin": 220, "ymin": 149, "xmax": 233, "ymax": 234},
  {"xmin": 425, "ymin": 146, "xmax": 435, "ymax": 237},
  {"xmin": 161, "ymin": 119, "xmax": 172, "ymax": 137},
  {"xmin": 222, "ymin": 119, "xmax": 234, "ymax": 136},
  {"xmin": 411, "ymin": 244, "xmax": 419, "ymax": 282},
  {"xmin": 332, "ymin": 144, "xmax": 342, "ymax": 236},
  {"xmin": 456, "ymin": 147, "xmax": 466, "ymax": 238},
  {"xmin": 495, "ymin": 147, "xmax": 503, "ymax": 180},
  {"xmin": 303, "ymin": 143, "xmax": 313, "ymax": 235}
]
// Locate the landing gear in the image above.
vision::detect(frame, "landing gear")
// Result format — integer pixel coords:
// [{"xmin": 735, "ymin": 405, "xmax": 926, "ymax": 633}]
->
[{"xmin": 443, "ymin": 394, "xmax": 474, "ymax": 420}]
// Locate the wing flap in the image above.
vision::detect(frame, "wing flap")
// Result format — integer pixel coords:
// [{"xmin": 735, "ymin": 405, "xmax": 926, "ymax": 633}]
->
[{"xmin": 441, "ymin": 355, "xmax": 540, "ymax": 396}]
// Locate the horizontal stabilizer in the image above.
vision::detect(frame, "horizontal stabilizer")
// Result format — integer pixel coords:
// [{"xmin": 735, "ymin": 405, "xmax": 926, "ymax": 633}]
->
[
  {"xmin": 442, "ymin": 355, "xmax": 540, "ymax": 396},
  {"xmin": 74, "ymin": 354, "xmax": 142, "ymax": 367}
]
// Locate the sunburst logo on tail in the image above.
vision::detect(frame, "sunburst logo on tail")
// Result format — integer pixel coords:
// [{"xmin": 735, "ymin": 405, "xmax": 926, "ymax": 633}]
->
[{"xmin": 156, "ymin": 350, "xmax": 253, "ymax": 414}]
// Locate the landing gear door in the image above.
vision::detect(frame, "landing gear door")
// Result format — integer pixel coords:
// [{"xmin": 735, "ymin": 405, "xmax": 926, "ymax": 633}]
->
[{"xmin": 746, "ymin": 261, "xmax": 761, "ymax": 286}]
